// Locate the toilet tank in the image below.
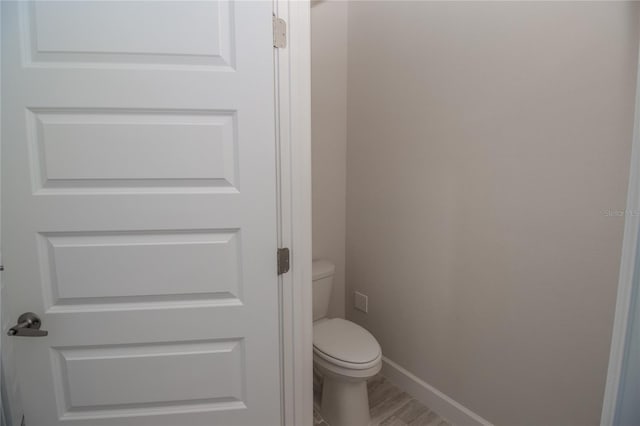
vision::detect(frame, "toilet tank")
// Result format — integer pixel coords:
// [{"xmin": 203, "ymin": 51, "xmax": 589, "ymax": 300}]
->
[{"xmin": 312, "ymin": 259, "xmax": 335, "ymax": 321}]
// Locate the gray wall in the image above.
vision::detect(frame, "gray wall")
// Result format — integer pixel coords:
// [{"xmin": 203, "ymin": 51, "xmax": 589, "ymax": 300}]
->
[
  {"xmin": 345, "ymin": 2, "xmax": 638, "ymax": 425},
  {"xmin": 311, "ymin": 0, "xmax": 348, "ymax": 318}
]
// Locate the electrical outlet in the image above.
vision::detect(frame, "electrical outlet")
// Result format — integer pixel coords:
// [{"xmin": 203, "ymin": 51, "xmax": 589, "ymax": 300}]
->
[{"xmin": 354, "ymin": 291, "xmax": 368, "ymax": 313}]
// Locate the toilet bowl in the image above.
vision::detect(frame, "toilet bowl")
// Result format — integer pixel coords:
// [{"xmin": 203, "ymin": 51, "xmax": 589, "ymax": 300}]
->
[{"xmin": 312, "ymin": 260, "xmax": 382, "ymax": 426}]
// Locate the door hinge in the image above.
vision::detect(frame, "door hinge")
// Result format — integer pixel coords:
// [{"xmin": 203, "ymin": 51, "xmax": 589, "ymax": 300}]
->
[
  {"xmin": 273, "ymin": 15, "xmax": 287, "ymax": 48},
  {"xmin": 277, "ymin": 247, "xmax": 290, "ymax": 275}
]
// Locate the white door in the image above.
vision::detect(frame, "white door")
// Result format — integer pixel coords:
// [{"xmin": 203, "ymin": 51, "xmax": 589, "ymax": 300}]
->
[{"xmin": 1, "ymin": 1, "xmax": 281, "ymax": 425}]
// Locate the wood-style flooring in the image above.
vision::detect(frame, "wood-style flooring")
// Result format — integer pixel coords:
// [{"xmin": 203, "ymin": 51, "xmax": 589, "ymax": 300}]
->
[{"xmin": 313, "ymin": 374, "xmax": 452, "ymax": 426}]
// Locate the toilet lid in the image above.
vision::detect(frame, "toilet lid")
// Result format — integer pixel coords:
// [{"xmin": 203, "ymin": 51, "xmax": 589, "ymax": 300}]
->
[{"xmin": 313, "ymin": 318, "xmax": 381, "ymax": 365}]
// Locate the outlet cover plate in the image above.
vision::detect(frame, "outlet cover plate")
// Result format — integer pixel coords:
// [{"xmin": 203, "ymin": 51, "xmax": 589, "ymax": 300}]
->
[{"xmin": 354, "ymin": 291, "xmax": 368, "ymax": 313}]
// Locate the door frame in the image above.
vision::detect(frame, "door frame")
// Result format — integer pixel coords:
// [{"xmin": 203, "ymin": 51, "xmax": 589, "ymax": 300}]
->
[
  {"xmin": 274, "ymin": 1, "xmax": 313, "ymax": 425},
  {"xmin": 0, "ymin": 1, "xmax": 313, "ymax": 425},
  {"xmin": 601, "ymin": 31, "xmax": 640, "ymax": 425}
]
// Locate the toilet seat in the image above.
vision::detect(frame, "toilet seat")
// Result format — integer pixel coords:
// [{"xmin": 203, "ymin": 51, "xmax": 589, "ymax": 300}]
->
[{"xmin": 313, "ymin": 318, "xmax": 381, "ymax": 370}]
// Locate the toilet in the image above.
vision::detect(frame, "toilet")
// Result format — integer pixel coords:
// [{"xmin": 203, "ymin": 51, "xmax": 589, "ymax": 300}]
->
[{"xmin": 313, "ymin": 259, "xmax": 382, "ymax": 426}]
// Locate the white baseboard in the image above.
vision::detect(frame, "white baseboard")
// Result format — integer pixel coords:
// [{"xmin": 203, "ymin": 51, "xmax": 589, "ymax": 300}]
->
[{"xmin": 381, "ymin": 356, "xmax": 493, "ymax": 426}]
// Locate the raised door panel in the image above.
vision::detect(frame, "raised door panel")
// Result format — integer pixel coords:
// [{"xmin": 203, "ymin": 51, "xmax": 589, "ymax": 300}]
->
[
  {"xmin": 29, "ymin": 110, "xmax": 238, "ymax": 192},
  {"xmin": 51, "ymin": 340, "xmax": 244, "ymax": 420},
  {"xmin": 39, "ymin": 230, "xmax": 242, "ymax": 310},
  {"xmin": 24, "ymin": 1, "xmax": 234, "ymax": 68}
]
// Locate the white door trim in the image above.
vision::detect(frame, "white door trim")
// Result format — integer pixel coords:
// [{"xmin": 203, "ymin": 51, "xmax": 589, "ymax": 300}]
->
[
  {"xmin": 601, "ymin": 32, "xmax": 640, "ymax": 426},
  {"xmin": 275, "ymin": 1, "xmax": 313, "ymax": 426}
]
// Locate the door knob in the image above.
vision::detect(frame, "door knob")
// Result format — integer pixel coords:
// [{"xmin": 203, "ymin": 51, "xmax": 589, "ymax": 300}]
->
[{"xmin": 8, "ymin": 312, "xmax": 48, "ymax": 337}]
